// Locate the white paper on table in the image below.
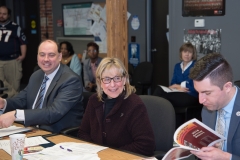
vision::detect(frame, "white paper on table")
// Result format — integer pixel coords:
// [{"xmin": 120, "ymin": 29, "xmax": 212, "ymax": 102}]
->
[
  {"xmin": 23, "ymin": 142, "xmax": 107, "ymax": 160},
  {"xmin": 23, "ymin": 153, "xmax": 100, "ymax": 160},
  {"xmin": 0, "ymin": 136, "xmax": 50, "ymax": 155},
  {"xmin": 0, "ymin": 125, "xmax": 31, "ymax": 137},
  {"xmin": 40, "ymin": 142, "xmax": 108, "ymax": 155}
]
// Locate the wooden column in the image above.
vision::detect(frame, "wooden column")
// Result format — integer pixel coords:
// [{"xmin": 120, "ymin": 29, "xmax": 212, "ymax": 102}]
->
[{"xmin": 106, "ymin": 0, "xmax": 128, "ymax": 69}]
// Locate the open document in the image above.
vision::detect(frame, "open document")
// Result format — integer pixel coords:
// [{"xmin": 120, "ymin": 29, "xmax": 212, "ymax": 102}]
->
[
  {"xmin": 162, "ymin": 118, "xmax": 225, "ymax": 160},
  {"xmin": 23, "ymin": 142, "xmax": 108, "ymax": 160},
  {"xmin": 158, "ymin": 85, "xmax": 182, "ymax": 93}
]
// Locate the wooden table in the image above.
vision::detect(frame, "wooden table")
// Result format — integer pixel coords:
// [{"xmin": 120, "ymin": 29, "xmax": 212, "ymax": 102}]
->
[
  {"xmin": 0, "ymin": 124, "xmax": 145, "ymax": 160},
  {"xmin": 48, "ymin": 135, "xmax": 145, "ymax": 160}
]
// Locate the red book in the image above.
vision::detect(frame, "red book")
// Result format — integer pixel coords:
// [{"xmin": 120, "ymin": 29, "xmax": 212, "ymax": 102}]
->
[{"xmin": 162, "ymin": 118, "xmax": 225, "ymax": 160}]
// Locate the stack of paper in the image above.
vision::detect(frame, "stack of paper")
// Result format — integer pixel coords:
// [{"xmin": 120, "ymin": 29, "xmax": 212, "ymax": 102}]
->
[{"xmin": 0, "ymin": 125, "xmax": 31, "ymax": 138}]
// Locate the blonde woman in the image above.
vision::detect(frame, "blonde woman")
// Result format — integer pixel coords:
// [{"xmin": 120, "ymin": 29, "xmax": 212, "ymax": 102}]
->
[{"xmin": 78, "ymin": 57, "xmax": 155, "ymax": 156}]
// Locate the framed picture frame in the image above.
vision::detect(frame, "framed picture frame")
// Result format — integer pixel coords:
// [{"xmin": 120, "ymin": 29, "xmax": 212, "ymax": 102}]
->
[
  {"xmin": 182, "ymin": 0, "xmax": 225, "ymax": 17},
  {"xmin": 62, "ymin": 2, "xmax": 93, "ymax": 36}
]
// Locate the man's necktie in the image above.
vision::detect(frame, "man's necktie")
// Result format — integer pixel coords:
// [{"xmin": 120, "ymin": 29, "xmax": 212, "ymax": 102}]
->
[
  {"xmin": 216, "ymin": 109, "xmax": 225, "ymax": 150},
  {"xmin": 34, "ymin": 76, "xmax": 49, "ymax": 109}
]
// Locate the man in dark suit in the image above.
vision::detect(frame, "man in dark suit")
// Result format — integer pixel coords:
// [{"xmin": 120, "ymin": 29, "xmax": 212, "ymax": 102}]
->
[
  {"xmin": 189, "ymin": 53, "xmax": 240, "ymax": 160},
  {"xmin": 0, "ymin": 40, "xmax": 84, "ymax": 133}
]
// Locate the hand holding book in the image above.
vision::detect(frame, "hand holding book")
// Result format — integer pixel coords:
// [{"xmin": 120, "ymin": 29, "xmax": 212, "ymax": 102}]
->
[{"xmin": 162, "ymin": 118, "xmax": 226, "ymax": 160}]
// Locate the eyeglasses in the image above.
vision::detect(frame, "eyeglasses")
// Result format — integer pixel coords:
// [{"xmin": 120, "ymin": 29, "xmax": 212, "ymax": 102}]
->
[
  {"xmin": 101, "ymin": 76, "xmax": 123, "ymax": 84},
  {"xmin": 87, "ymin": 50, "xmax": 97, "ymax": 53}
]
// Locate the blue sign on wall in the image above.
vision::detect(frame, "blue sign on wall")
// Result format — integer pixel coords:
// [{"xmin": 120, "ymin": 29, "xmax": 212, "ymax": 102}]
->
[{"xmin": 128, "ymin": 43, "xmax": 140, "ymax": 67}]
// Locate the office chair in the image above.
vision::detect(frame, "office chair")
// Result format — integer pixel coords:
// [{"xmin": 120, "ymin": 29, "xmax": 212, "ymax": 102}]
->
[
  {"xmin": 0, "ymin": 80, "xmax": 8, "ymax": 98},
  {"xmin": 61, "ymin": 91, "xmax": 95, "ymax": 138},
  {"xmin": 131, "ymin": 62, "xmax": 153, "ymax": 95},
  {"xmin": 128, "ymin": 63, "xmax": 134, "ymax": 84},
  {"xmin": 82, "ymin": 91, "xmax": 95, "ymax": 111},
  {"xmin": 139, "ymin": 95, "xmax": 175, "ymax": 159},
  {"xmin": 152, "ymin": 86, "xmax": 202, "ymax": 128},
  {"xmin": 174, "ymin": 103, "xmax": 203, "ymax": 126}
]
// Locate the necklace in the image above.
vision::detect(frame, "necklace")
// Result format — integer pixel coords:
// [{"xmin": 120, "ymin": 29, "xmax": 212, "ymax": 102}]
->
[{"xmin": 62, "ymin": 55, "xmax": 73, "ymax": 64}]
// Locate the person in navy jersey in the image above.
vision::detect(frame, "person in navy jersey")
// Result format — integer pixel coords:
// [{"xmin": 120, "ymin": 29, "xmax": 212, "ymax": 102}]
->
[
  {"xmin": 0, "ymin": 6, "xmax": 27, "ymax": 97},
  {"xmin": 153, "ymin": 42, "xmax": 199, "ymax": 108}
]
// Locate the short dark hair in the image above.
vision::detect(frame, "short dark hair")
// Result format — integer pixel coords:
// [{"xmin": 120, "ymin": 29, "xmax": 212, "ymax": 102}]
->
[
  {"xmin": 189, "ymin": 53, "xmax": 233, "ymax": 89},
  {"xmin": 87, "ymin": 42, "xmax": 99, "ymax": 53},
  {"xmin": 179, "ymin": 42, "xmax": 197, "ymax": 61},
  {"xmin": 59, "ymin": 41, "xmax": 74, "ymax": 56}
]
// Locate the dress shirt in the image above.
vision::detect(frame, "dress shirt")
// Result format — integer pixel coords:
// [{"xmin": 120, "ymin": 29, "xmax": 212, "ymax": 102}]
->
[
  {"xmin": 180, "ymin": 61, "xmax": 193, "ymax": 73},
  {"xmin": 215, "ymin": 86, "xmax": 237, "ymax": 151},
  {"xmin": 180, "ymin": 61, "xmax": 193, "ymax": 88}
]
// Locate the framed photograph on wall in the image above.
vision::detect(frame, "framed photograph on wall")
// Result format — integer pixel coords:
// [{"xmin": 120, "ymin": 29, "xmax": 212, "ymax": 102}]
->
[
  {"xmin": 183, "ymin": 29, "xmax": 222, "ymax": 59},
  {"xmin": 182, "ymin": 0, "xmax": 225, "ymax": 17},
  {"xmin": 62, "ymin": 2, "xmax": 93, "ymax": 36}
]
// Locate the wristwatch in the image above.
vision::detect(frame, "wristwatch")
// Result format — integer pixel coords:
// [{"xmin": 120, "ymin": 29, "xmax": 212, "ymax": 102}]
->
[{"xmin": 14, "ymin": 110, "xmax": 17, "ymax": 118}]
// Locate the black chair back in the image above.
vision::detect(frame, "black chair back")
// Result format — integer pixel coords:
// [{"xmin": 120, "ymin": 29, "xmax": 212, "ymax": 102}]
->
[
  {"xmin": 139, "ymin": 95, "xmax": 175, "ymax": 159},
  {"xmin": 82, "ymin": 91, "xmax": 95, "ymax": 111},
  {"xmin": 61, "ymin": 91, "xmax": 95, "ymax": 137},
  {"xmin": 131, "ymin": 62, "xmax": 153, "ymax": 95}
]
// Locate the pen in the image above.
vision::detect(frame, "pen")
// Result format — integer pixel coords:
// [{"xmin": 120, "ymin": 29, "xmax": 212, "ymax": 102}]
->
[{"xmin": 60, "ymin": 145, "xmax": 72, "ymax": 152}]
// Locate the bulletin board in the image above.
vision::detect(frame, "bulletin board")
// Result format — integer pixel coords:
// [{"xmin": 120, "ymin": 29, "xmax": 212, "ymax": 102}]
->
[
  {"xmin": 62, "ymin": 2, "xmax": 107, "ymax": 54},
  {"xmin": 62, "ymin": 2, "xmax": 93, "ymax": 36}
]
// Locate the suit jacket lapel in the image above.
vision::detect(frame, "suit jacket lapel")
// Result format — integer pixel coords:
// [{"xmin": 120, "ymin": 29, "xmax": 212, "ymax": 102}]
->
[
  {"xmin": 227, "ymin": 88, "xmax": 240, "ymax": 152},
  {"xmin": 42, "ymin": 64, "xmax": 64, "ymax": 108}
]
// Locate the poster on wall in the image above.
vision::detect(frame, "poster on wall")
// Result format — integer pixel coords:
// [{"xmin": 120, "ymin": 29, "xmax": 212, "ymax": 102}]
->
[
  {"xmin": 182, "ymin": 0, "xmax": 225, "ymax": 17},
  {"xmin": 62, "ymin": 3, "xmax": 92, "ymax": 36},
  {"xmin": 183, "ymin": 29, "xmax": 221, "ymax": 59}
]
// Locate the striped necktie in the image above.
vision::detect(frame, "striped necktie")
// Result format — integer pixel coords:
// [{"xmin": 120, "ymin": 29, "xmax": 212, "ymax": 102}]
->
[
  {"xmin": 216, "ymin": 109, "xmax": 225, "ymax": 150},
  {"xmin": 34, "ymin": 76, "xmax": 49, "ymax": 109}
]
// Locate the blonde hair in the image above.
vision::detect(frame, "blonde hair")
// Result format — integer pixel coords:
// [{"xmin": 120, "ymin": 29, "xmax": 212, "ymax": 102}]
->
[{"xmin": 96, "ymin": 57, "xmax": 136, "ymax": 101}]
